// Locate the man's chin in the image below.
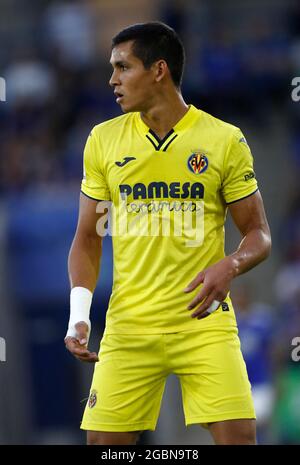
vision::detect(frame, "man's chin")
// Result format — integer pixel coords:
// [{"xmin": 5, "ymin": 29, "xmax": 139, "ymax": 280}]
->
[
  {"xmin": 120, "ymin": 105, "xmax": 133, "ymax": 113},
  {"xmin": 119, "ymin": 102, "xmax": 140, "ymax": 113}
]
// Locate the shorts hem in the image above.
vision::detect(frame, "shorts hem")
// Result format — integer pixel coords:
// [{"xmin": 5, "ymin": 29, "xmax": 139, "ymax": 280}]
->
[
  {"xmin": 80, "ymin": 421, "xmax": 156, "ymax": 432},
  {"xmin": 186, "ymin": 411, "xmax": 256, "ymax": 427}
]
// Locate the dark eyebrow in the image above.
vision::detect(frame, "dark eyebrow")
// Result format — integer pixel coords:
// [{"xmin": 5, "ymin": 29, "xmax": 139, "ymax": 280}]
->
[{"xmin": 110, "ymin": 60, "xmax": 128, "ymax": 68}]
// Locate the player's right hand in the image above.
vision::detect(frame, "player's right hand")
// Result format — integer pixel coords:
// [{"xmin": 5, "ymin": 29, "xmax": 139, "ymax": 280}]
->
[{"xmin": 64, "ymin": 321, "xmax": 99, "ymax": 363}]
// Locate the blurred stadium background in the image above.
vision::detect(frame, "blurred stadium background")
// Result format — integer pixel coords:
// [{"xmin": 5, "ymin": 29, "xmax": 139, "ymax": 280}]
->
[{"xmin": 0, "ymin": 0, "xmax": 300, "ymax": 445}]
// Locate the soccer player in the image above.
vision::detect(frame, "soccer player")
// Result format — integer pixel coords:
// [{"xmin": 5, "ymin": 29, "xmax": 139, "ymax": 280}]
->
[{"xmin": 65, "ymin": 22, "xmax": 271, "ymax": 445}]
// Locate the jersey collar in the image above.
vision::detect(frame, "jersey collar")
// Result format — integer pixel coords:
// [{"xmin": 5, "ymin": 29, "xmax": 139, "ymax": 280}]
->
[{"xmin": 135, "ymin": 104, "xmax": 199, "ymax": 151}]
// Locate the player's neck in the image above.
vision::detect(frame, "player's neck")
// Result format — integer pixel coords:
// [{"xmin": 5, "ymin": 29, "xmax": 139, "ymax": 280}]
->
[{"xmin": 140, "ymin": 91, "xmax": 189, "ymax": 140}]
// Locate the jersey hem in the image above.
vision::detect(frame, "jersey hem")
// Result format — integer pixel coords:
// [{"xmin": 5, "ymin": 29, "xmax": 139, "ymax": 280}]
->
[{"xmin": 103, "ymin": 321, "xmax": 238, "ymax": 335}]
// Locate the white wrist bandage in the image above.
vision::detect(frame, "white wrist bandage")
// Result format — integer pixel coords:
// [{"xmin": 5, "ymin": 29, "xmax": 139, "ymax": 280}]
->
[
  {"xmin": 65, "ymin": 287, "xmax": 93, "ymax": 342},
  {"xmin": 207, "ymin": 300, "xmax": 220, "ymax": 314}
]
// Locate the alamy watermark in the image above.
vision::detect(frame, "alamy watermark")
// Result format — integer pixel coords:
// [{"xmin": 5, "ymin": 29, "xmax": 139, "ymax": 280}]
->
[
  {"xmin": 0, "ymin": 337, "xmax": 6, "ymax": 362},
  {"xmin": 291, "ymin": 77, "xmax": 300, "ymax": 102},
  {"xmin": 291, "ymin": 336, "xmax": 300, "ymax": 362},
  {"xmin": 95, "ymin": 195, "xmax": 204, "ymax": 247},
  {"xmin": 0, "ymin": 77, "xmax": 6, "ymax": 102}
]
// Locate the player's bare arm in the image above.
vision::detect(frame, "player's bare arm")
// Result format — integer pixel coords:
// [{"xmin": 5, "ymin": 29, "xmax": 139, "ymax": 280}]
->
[
  {"xmin": 65, "ymin": 193, "xmax": 107, "ymax": 362},
  {"xmin": 185, "ymin": 190, "xmax": 271, "ymax": 318}
]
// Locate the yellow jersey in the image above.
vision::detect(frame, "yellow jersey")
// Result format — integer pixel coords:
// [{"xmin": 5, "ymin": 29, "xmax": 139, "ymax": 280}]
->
[{"xmin": 81, "ymin": 105, "xmax": 258, "ymax": 334}]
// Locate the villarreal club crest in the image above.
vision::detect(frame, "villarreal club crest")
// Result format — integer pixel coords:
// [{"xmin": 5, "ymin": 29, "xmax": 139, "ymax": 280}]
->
[
  {"xmin": 88, "ymin": 390, "xmax": 97, "ymax": 408},
  {"xmin": 187, "ymin": 151, "xmax": 208, "ymax": 175}
]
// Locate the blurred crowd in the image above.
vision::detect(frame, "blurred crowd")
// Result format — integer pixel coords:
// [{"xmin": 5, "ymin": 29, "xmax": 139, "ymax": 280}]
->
[
  {"xmin": 0, "ymin": 0, "xmax": 116, "ymax": 194},
  {"xmin": 1, "ymin": 0, "xmax": 300, "ymax": 445},
  {"xmin": 0, "ymin": 0, "xmax": 297, "ymax": 194}
]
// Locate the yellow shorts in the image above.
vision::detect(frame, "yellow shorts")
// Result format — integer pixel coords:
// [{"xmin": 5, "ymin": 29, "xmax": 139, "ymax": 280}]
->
[{"xmin": 81, "ymin": 328, "xmax": 255, "ymax": 432}]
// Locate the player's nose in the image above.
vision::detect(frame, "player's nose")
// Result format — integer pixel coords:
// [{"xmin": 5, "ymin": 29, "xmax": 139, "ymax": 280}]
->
[{"xmin": 109, "ymin": 70, "xmax": 120, "ymax": 87}]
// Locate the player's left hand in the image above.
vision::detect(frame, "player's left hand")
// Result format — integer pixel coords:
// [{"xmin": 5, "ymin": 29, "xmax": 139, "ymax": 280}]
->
[{"xmin": 184, "ymin": 256, "xmax": 236, "ymax": 319}]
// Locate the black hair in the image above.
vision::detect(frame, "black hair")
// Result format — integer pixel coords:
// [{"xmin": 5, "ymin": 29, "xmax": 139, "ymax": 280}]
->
[{"xmin": 112, "ymin": 22, "xmax": 185, "ymax": 88}]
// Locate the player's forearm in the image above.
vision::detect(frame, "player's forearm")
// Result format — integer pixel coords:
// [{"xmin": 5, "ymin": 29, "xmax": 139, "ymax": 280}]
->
[
  {"xmin": 228, "ymin": 226, "xmax": 271, "ymax": 278},
  {"xmin": 68, "ymin": 233, "xmax": 102, "ymax": 292}
]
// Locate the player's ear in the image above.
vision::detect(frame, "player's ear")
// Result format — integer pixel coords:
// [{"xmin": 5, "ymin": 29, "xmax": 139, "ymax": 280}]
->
[{"xmin": 153, "ymin": 59, "xmax": 168, "ymax": 83}]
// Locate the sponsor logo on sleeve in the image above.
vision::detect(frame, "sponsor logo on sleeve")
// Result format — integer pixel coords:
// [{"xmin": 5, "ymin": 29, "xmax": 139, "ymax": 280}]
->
[
  {"xmin": 239, "ymin": 136, "xmax": 248, "ymax": 145},
  {"xmin": 244, "ymin": 171, "xmax": 256, "ymax": 182}
]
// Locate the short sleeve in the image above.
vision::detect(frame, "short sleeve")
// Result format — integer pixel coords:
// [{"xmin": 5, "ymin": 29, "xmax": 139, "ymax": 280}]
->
[
  {"xmin": 221, "ymin": 128, "xmax": 258, "ymax": 204},
  {"xmin": 81, "ymin": 128, "xmax": 111, "ymax": 201}
]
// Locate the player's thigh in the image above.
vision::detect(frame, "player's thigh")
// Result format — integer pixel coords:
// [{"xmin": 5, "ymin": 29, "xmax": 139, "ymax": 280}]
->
[
  {"xmin": 81, "ymin": 333, "xmax": 168, "ymax": 432},
  {"xmin": 208, "ymin": 419, "xmax": 257, "ymax": 445},
  {"xmin": 175, "ymin": 329, "xmax": 256, "ymax": 425},
  {"xmin": 87, "ymin": 430, "xmax": 141, "ymax": 445}
]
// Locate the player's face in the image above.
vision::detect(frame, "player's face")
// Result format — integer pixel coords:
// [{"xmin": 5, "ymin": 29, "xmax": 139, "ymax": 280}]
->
[{"xmin": 109, "ymin": 41, "xmax": 157, "ymax": 113}]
